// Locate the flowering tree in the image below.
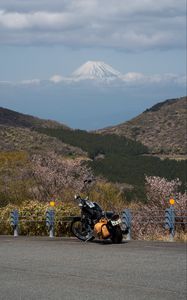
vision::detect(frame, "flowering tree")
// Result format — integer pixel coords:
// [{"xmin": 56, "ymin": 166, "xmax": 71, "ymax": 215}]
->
[
  {"xmin": 131, "ymin": 176, "xmax": 187, "ymax": 240},
  {"xmin": 145, "ymin": 176, "xmax": 186, "ymax": 210},
  {"xmin": 31, "ymin": 152, "xmax": 94, "ymax": 201}
]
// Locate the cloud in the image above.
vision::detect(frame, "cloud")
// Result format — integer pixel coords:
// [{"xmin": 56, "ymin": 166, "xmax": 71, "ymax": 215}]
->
[
  {"xmin": 0, "ymin": 10, "xmax": 79, "ymax": 30},
  {"xmin": 14, "ymin": 71, "xmax": 186, "ymax": 87},
  {"xmin": 121, "ymin": 72, "xmax": 186, "ymax": 86},
  {"xmin": 0, "ymin": 0, "xmax": 185, "ymax": 50},
  {"xmin": 49, "ymin": 75, "xmax": 64, "ymax": 83},
  {"xmin": 122, "ymin": 72, "xmax": 146, "ymax": 82},
  {"xmin": 20, "ymin": 79, "xmax": 41, "ymax": 85}
]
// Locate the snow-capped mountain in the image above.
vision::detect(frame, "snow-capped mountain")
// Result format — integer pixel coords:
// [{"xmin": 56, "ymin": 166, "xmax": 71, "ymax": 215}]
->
[
  {"xmin": 2, "ymin": 60, "xmax": 185, "ymax": 87},
  {"xmin": 71, "ymin": 61, "xmax": 122, "ymax": 81}
]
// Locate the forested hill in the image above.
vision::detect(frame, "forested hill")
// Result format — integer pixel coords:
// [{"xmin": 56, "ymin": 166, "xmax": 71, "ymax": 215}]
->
[
  {"xmin": 37, "ymin": 127, "xmax": 186, "ymax": 199},
  {"xmin": 0, "ymin": 104, "xmax": 186, "ymax": 203},
  {"xmin": 98, "ymin": 96, "xmax": 187, "ymax": 156}
]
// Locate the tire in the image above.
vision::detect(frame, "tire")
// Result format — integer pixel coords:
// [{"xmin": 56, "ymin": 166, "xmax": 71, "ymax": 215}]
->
[
  {"xmin": 111, "ymin": 226, "xmax": 123, "ymax": 244},
  {"xmin": 70, "ymin": 218, "xmax": 94, "ymax": 242}
]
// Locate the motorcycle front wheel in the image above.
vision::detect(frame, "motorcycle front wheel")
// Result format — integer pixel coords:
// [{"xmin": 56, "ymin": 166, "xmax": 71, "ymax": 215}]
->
[{"xmin": 70, "ymin": 218, "xmax": 94, "ymax": 242}]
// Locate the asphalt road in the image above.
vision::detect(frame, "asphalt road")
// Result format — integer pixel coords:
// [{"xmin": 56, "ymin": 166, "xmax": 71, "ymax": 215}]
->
[{"xmin": 0, "ymin": 236, "xmax": 186, "ymax": 300}]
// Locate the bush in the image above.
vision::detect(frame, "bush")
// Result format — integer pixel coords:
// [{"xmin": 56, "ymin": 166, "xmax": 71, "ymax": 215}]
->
[
  {"xmin": 89, "ymin": 181, "xmax": 126, "ymax": 212},
  {"xmin": 0, "ymin": 151, "xmax": 35, "ymax": 206},
  {"xmin": 0, "ymin": 200, "xmax": 79, "ymax": 236}
]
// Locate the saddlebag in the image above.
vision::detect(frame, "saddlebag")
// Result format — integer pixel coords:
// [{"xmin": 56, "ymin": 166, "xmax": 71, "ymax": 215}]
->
[{"xmin": 94, "ymin": 218, "xmax": 110, "ymax": 239}]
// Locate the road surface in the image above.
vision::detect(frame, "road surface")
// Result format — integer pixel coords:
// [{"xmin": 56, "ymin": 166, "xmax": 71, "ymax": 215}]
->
[{"xmin": 0, "ymin": 236, "xmax": 186, "ymax": 300}]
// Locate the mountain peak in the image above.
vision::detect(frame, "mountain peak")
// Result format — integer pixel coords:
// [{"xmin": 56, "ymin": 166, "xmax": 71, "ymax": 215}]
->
[{"xmin": 72, "ymin": 61, "xmax": 121, "ymax": 80}]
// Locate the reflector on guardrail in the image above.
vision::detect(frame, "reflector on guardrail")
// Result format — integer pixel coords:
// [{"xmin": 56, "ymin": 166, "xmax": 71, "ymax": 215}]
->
[
  {"xmin": 121, "ymin": 209, "xmax": 132, "ymax": 240},
  {"xmin": 46, "ymin": 209, "xmax": 55, "ymax": 238},
  {"xmin": 165, "ymin": 206, "xmax": 175, "ymax": 241},
  {"xmin": 10, "ymin": 210, "xmax": 19, "ymax": 237}
]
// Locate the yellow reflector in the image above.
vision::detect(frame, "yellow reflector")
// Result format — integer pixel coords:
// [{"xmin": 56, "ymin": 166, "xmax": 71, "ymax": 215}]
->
[
  {"xmin": 169, "ymin": 198, "xmax": 175, "ymax": 205},
  {"xmin": 50, "ymin": 201, "xmax": 55, "ymax": 207}
]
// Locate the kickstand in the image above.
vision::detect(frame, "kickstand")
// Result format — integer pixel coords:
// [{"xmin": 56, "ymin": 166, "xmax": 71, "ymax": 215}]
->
[{"xmin": 84, "ymin": 235, "xmax": 93, "ymax": 242}]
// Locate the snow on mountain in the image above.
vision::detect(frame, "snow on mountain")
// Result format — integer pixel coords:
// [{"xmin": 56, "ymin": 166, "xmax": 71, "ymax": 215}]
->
[
  {"xmin": 3, "ymin": 60, "xmax": 185, "ymax": 87},
  {"xmin": 71, "ymin": 61, "xmax": 122, "ymax": 81}
]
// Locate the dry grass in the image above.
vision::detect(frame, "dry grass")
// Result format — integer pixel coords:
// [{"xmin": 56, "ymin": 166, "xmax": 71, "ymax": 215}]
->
[{"xmin": 99, "ymin": 96, "xmax": 187, "ymax": 155}]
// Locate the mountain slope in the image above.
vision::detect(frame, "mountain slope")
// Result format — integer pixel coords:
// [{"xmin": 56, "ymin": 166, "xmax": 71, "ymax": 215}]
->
[
  {"xmin": 98, "ymin": 96, "xmax": 187, "ymax": 156},
  {"xmin": 0, "ymin": 105, "xmax": 186, "ymax": 205},
  {"xmin": 0, "ymin": 107, "xmax": 69, "ymax": 129},
  {"xmin": 0, "ymin": 107, "xmax": 88, "ymax": 157},
  {"xmin": 72, "ymin": 61, "xmax": 121, "ymax": 80},
  {"xmin": 0, "ymin": 107, "xmax": 91, "ymax": 206},
  {"xmin": 0, "ymin": 125, "xmax": 85, "ymax": 157}
]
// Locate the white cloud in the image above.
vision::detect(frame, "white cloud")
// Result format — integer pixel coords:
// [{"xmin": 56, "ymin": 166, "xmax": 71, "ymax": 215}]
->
[
  {"xmin": 0, "ymin": 0, "xmax": 185, "ymax": 50},
  {"xmin": 121, "ymin": 72, "xmax": 146, "ymax": 82},
  {"xmin": 16, "ymin": 69, "xmax": 186, "ymax": 87},
  {"xmin": 49, "ymin": 75, "xmax": 64, "ymax": 83},
  {"xmin": 151, "ymin": 73, "xmax": 187, "ymax": 85},
  {"xmin": 121, "ymin": 72, "xmax": 186, "ymax": 86},
  {"xmin": 0, "ymin": 10, "xmax": 78, "ymax": 29},
  {"xmin": 20, "ymin": 79, "xmax": 41, "ymax": 85}
]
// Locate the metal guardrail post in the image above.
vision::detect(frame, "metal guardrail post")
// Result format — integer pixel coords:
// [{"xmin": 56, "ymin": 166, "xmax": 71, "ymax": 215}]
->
[
  {"xmin": 46, "ymin": 209, "xmax": 55, "ymax": 238},
  {"xmin": 10, "ymin": 210, "xmax": 19, "ymax": 237},
  {"xmin": 165, "ymin": 206, "xmax": 175, "ymax": 241},
  {"xmin": 122, "ymin": 209, "xmax": 132, "ymax": 240}
]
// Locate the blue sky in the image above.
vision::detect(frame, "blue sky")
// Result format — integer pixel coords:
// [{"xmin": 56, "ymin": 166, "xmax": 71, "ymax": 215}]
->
[
  {"xmin": 0, "ymin": 45, "xmax": 186, "ymax": 82},
  {"xmin": 0, "ymin": 0, "xmax": 186, "ymax": 129}
]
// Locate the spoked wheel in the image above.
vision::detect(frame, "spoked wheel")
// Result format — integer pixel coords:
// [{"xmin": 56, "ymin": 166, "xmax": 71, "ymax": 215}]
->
[{"xmin": 70, "ymin": 218, "xmax": 94, "ymax": 242}]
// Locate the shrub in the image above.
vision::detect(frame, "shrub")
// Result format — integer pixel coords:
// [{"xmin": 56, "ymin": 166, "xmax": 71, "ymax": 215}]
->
[
  {"xmin": 89, "ymin": 181, "xmax": 126, "ymax": 212},
  {"xmin": 0, "ymin": 200, "xmax": 79, "ymax": 236}
]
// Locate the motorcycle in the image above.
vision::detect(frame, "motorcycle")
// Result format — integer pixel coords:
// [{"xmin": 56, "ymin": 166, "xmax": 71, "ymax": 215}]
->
[{"xmin": 70, "ymin": 195, "xmax": 123, "ymax": 243}]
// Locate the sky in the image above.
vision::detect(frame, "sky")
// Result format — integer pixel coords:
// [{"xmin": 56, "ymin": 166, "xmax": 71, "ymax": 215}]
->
[{"xmin": 0, "ymin": 0, "xmax": 186, "ymax": 129}]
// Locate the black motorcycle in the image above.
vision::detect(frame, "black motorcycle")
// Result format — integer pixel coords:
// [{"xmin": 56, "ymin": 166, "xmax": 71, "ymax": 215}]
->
[{"xmin": 70, "ymin": 195, "xmax": 123, "ymax": 243}]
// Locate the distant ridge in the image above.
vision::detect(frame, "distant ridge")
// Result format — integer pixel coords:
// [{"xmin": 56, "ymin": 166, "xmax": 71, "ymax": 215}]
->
[
  {"xmin": 0, "ymin": 107, "xmax": 69, "ymax": 130},
  {"xmin": 98, "ymin": 96, "xmax": 187, "ymax": 155},
  {"xmin": 0, "ymin": 107, "xmax": 85, "ymax": 157},
  {"xmin": 144, "ymin": 98, "xmax": 180, "ymax": 113}
]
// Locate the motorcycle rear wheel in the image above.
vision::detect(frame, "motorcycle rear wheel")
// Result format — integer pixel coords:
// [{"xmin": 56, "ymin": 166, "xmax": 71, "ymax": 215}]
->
[
  {"xmin": 71, "ymin": 218, "xmax": 94, "ymax": 242},
  {"xmin": 111, "ymin": 226, "xmax": 123, "ymax": 244}
]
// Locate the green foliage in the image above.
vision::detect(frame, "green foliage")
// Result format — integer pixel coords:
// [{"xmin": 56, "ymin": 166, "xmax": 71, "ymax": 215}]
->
[
  {"xmin": 37, "ymin": 128, "xmax": 148, "ymax": 157},
  {"xmin": 37, "ymin": 128, "xmax": 186, "ymax": 201},
  {"xmin": 89, "ymin": 155, "xmax": 186, "ymax": 187}
]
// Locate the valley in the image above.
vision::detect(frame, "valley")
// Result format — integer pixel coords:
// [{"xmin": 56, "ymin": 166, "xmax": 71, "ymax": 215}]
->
[{"xmin": 0, "ymin": 96, "xmax": 186, "ymax": 206}]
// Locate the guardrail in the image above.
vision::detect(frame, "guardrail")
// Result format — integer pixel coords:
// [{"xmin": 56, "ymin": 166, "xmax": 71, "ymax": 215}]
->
[
  {"xmin": 124, "ymin": 207, "xmax": 187, "ymax": 241},
  {"xmin": 0, "ymin": 207, "xmax": 186, "ymax": 240}
]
